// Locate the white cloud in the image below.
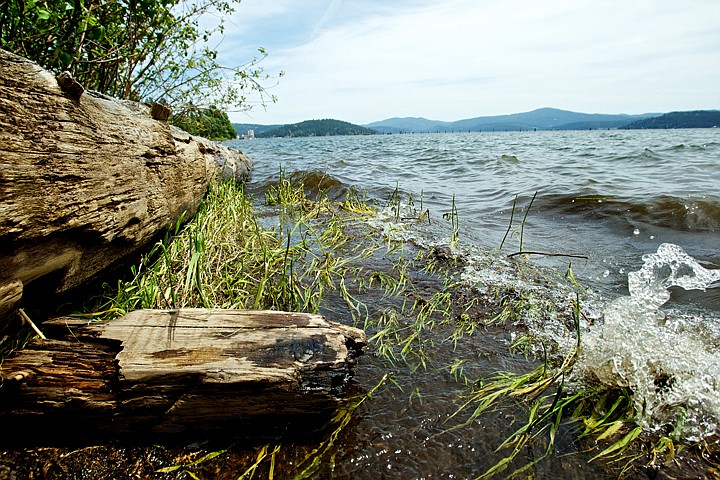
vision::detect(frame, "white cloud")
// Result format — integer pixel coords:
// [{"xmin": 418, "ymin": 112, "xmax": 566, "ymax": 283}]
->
[{"xmin": 225, "ymin": 0, "xmax": 720, "ymax": 124}]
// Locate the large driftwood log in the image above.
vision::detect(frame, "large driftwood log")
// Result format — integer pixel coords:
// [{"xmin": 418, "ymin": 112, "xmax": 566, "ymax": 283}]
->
[
  {"xmin": 0, "ymin": 309, "xmax": 366, "ymax": 439},
  {"xmin": 0, "ymin": 49, "xmax": 252, "ymax": 328}
]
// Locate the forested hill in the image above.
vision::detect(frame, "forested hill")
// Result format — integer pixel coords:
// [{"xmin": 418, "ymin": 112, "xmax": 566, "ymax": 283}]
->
[
  {"xmin": 626, "ymin": 110, "xmax": 720, "ymax": 129},
  {"xmin": 257, "ymin": 119, "xmax": 378, "ymax": 138}
]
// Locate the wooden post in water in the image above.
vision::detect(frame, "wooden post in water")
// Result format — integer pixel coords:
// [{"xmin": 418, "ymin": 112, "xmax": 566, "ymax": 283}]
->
[{"xmin": 0, "ymin": 309, "xmax": 366, "ymax": 439}]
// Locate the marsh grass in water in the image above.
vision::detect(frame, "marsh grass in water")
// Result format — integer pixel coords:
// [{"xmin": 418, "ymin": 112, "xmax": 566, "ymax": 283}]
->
[
  {"xmin": 102, "ymin": 176, "xmax": 388, "ymax": 317},
  {"xmin": 435, "ymin": 238, "xmax": 719, "ymax": 478},
  {"xmin": 94, "ymin": 176, "xmax": 450, "ymax": 478},
  {"xmin": 33, "ymin": 176, "xmax": 714, "ymax": 479},
  {"xmin": 442, "ymin": 290, "xmax": 646, "ymax": 479}
]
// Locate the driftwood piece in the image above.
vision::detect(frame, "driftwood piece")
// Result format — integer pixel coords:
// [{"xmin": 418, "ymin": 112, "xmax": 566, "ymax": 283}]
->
[
  {"xmin": 0, "ymin": 49, "xmax": 252, "ymax": 327},
  {"xmin": 55, "ymin": 71, "xmax": 85, "ymax": 100},
  {"xmin": 0, "ymin": 309, "xmax": 366, "ymax": 439},
  {"xmin": 149, "ymin": 102, "xmax": 171, "ymax": 121}
]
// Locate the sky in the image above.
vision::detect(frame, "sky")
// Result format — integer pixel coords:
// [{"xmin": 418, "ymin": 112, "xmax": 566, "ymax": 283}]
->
[{"xmin": 215, "ymin": 0, "xmax": 720, "ymax": 125}]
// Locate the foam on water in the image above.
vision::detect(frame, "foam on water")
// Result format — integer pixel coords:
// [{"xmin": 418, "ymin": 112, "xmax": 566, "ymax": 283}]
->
[
  {"xmin": 577, "ymin": 244, "xmax": 720, "ymax": 441},
  {"xmin": 225, "ymin": 131, "xmax": 720, "ymax": 475},
  {"xmin": 370, "ymin": 202, "xmax": 720, "ymax": 441}
]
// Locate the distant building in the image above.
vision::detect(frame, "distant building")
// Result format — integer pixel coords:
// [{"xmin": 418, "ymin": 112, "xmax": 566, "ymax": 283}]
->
[{"xmin": 240, "ymin": 129, "xmax": 255, "ymax": 140}]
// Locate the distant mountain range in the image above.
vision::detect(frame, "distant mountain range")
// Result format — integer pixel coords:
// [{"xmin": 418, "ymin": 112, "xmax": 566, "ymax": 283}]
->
[
  {"xmin": 233, "ymin": 108, "xmax": 720, "ymax": 138},
  {"xmin": 364, "ymin": 108, "xmax": 660, "ymax": 133}
]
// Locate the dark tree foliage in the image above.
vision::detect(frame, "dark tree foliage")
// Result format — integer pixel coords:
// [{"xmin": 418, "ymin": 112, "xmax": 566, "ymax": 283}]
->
[
  {"xmin": 626, "ymin": 111, "xmax": 720, "ymax": 129},
  {"xmin": 258, "ymin": 119, "xmax": 379, "ymax": 138},
  {"xmin": 0, "ymin": 0, "xmax": 281, "ymax": 120},
  {"xmin": 172, "ymin": 105, "xmax": 237, "ymax": 140}
]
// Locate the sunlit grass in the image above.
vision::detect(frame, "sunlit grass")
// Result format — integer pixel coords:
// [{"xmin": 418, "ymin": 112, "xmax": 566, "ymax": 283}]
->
[
  {"xmin": 100, "ymin": 176, "xmax": 384, "ymax": 319},
  {"xmin": 79, "ymin": 176, "xmax": 713, "ymax": 478}
]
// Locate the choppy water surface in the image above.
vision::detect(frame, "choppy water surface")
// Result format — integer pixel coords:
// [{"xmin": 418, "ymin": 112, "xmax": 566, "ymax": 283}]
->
[
  {"xmin": 227, "ymin": 129, "xmax": 719, "ymax": 478},
  {"xmin": 235, "ymin": 130, "xmax": 719, "ymax": 285}
]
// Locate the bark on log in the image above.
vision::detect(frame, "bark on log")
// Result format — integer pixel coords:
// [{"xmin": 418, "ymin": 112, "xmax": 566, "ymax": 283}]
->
[
  {"xmin": 0, "ymin": 309, "xmax": 366, "ymax": 439},
  {"xmin": 0, "ymin": 49, "xmax": 252, "ymax": 328}
]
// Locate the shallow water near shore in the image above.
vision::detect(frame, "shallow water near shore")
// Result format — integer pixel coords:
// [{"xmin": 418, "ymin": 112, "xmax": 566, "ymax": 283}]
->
[
  {"xmin": 230, "ymin": 129, "xmax": 720, "ymax": 477},
  {"xmin": 2, "ymin": 130, "xmax": 718, "ymax": 479}
]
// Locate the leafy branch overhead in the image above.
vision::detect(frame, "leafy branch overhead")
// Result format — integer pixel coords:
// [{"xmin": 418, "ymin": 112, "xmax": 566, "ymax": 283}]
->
[{"xmin": 0, "ymin": 0, "xmax": 283, "ymax": 118}]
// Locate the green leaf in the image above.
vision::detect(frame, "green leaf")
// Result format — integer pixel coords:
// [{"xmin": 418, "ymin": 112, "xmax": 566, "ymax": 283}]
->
[
  {"xmin": 184, "ymin": 251, "xmax": 201, "ymax": 293},
  {"xmin": 596, "ymin": 421, "xmax": 626, "ymax": 442},
  {"xmin": 590, "ymin": 425, "xmax": 643, "ymax": 462},
  {"xmin": 190, "ymin": 449, "xmax": 227, "ymax": 465},
  {"xmin": 88, "ymin": 25, "xmax": 105, "ymax": 41},
  {"xmin": 156, "ymin": 465, "xmax": 182, "ymax": 473},
  {"xmin": 36, "ymin": 8, "xmax": 50, "ymax": 20},
  {"xmin": 57, "ymin": 51, "xmax": 73, "ymax": 68}
]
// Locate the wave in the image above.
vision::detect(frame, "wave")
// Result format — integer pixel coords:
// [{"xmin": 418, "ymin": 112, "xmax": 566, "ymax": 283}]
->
[
  {"xmin": 535, "ymin": 192, "xmax": 720, "ymax": 232},
  {"xmin": 579, "ymin": 244, "xmax": 720, "ymax": 441},
  {"xmin": 250, "ymin": 169, "xmax": 353, "ymax": 201}
]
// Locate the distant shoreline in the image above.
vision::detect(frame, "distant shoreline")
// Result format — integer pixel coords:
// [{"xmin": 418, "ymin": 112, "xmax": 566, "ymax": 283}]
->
[{"xmin": 234, "ymin": 108, "xmax": 719, "ymax": 138}]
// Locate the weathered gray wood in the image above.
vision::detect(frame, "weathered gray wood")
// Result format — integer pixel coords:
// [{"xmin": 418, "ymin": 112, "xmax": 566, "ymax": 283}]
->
[
  {"xmin": 99, "ymin": 309, "xmax": 364, "ymax": 386},
  {"xmin": 0, "ymin": 309, "xmax": 366, "ymax": 437},
  {"xmin": 0, "ymin": 49, "xmax": 252, "ymax": 327},
  {"xmin": 0, "ymin": 280, "xmax": 22, "ymax": 318}
]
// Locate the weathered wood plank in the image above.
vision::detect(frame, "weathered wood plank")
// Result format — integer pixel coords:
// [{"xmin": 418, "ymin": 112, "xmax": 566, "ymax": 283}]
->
[
  {"xmin": 98, "ymin": 309, "xmax": 365, "ymax": 388},
  {"xmin": 0, "ymin": 309, "xmax": 366, "ymax": 438}
]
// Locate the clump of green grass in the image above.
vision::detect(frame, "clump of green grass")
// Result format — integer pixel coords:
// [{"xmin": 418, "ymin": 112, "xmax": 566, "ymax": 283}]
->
[
  {"xmin": 379, "ymin": 218, "xmax": 681, "ymax": 478},
  {"xmin": 90, "ymin": 178, "xmax": 702, "ymax": 479},
  {"xmin": 499, "ymin": 191, "xmax": 536, "ymax": 254},
  {"xmin": 96, "ymin": 174, "xmax": 452, "ymax": 384},
  {"xmin": 361, "ymin": 246, "xmax": 464, "ymax": 370},
  {"xmin": 440, "ymin": 273, "xmax": 693, "ymax": 478},
  {"xmin": 100, "ymin": 177, "xmax": 385, "ymax": 319},
  {"xmin": 442, "ymin": 194, "xmax": 460, "ymax": 246},
  {"xmin": 445, "ymin": 294, "xmax": 574, "ymax": 476}
]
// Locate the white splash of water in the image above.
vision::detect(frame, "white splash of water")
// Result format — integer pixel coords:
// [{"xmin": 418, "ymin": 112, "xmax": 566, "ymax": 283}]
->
[
  {"xmin": 368, "ymin": 205, "xmax": 423, "ymax": 243},
  {"xmin": 577, "ymin": 243, "xmax": 720, "ymax": 441},
  {"xmin": 369, "ymin": 203, "xmax": 461, "ymax": 247},
  {"xmin": 371, "ymin": 207, "xmax": 720, "ymax": 441}
]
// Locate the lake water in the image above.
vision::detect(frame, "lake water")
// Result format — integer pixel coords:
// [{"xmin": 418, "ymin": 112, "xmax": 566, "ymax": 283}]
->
[
  {"xmin": 231, "ymin": 129, "xmax": 719, "ymax": 301},
  {"xmin": 224, "ymin": 129, "xmax": 720, "ymax": 478}
]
